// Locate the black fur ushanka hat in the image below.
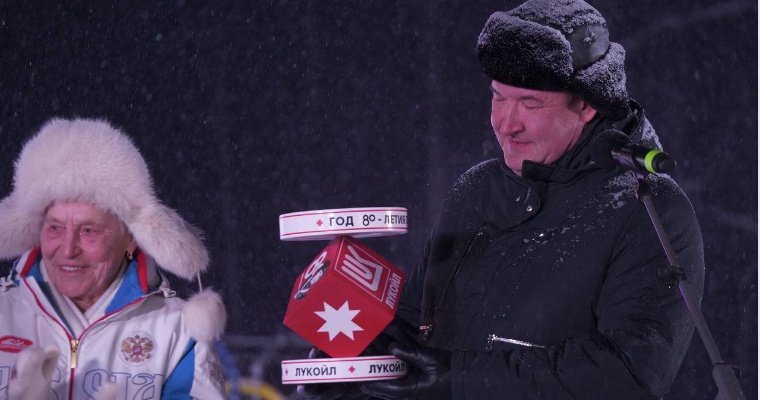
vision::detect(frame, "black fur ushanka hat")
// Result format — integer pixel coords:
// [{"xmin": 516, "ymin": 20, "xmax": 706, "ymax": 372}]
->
[{"xmin": 477, "ymin": 0, "xmax": 630, "ymax": 119}]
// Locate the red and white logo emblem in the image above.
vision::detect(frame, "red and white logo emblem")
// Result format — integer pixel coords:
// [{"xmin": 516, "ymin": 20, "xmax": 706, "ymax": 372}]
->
[
  {"xmin": 314, "ymin": 301, "xmax": 364, "ymax": 341},
  {"xmin": 340, "ymin": 245, "xmax": 384, "ymax": 292},
  {"xmin": 0, "ymin": 336, "xmax": 33, "ymax": 353},
  {"xmin": 337, "ymin": 243, "xmax": 390, "ymax": 301},
  {"xmin": 120, "ymin": 332, "xmax": 155, "ymax": 365},
  {"xmin": 295, "ymin": 251, "xmax": 330, "ymax": 300}
]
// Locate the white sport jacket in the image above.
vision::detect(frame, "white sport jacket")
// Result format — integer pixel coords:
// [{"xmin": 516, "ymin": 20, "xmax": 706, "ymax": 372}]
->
[{"xmin": 0, "ymin": 248, "xmax": 226, "ymax": 400}]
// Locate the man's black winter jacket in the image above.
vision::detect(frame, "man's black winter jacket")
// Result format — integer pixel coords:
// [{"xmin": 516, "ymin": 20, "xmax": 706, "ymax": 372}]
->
[{"xmin": 396, "ymin": 104, "xmax": 705, "ymax": 399}]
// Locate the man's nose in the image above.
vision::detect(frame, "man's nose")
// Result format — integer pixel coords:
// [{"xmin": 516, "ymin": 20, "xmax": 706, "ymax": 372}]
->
[{"xmin": 494, "ymin": 102, "xmax": 523, "ymax": 135}]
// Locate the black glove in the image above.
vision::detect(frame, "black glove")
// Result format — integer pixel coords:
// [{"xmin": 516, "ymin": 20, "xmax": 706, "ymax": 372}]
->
[
  {"xmin": 296, "ymin": 347, "xmax": 370, "ymax": 400},
  {"xmin": 360, "ymin": 342, "xmax": 452, "ymax": 400},
  {"xmin": 297, "ymin": 319, "xmax": 420, "ymax": 400}
]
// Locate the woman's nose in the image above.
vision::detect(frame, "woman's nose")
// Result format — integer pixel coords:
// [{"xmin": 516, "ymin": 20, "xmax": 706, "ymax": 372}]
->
[{"xmin": 61, "ymin": 229, "xmax": 81, "ymax": 258}]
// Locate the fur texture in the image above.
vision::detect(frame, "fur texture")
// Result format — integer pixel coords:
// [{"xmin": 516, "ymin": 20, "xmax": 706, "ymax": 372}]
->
[
  {"xmin": 0, "ymin": 118, "xmax": 208, "ymax": 280},
  {"xmin": 182, "ymin": 289, "xmax": 227, "ymax": 342},
  {"xmin": 476, "ymin": 0, "xmax": 629, "ymax": 119}
]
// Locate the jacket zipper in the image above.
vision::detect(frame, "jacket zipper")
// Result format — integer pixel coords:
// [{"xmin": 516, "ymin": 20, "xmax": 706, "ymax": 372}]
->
[
  {"xmin": 23, "ymin": 272, "xmax": 155, "ymax": 399},
  {"xmin": 420, "ymin": 225, "xmax": 488, "ymax": 342},
  {"xmin": 70, "ymin": 339, "xmax": 79, "ymax": 369},
  {"xmin": 437, "ymin": 225, "xmax": 487, "ymax": 310},
  {"xmin": 486, "ymin": 334, "xmax": 545, "ymax": 350},
  {"xmin": 66, "ymin": 298, "xmax": 149, "ymax": 400}
]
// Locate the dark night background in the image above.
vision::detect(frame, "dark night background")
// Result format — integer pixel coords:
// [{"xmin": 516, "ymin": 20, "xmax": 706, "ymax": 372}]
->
[{"xmin": 0, "ymin": 1, "xmax": 756, "ymax": 399}]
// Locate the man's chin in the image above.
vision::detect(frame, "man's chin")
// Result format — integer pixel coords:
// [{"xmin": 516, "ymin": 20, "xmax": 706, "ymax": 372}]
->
[{"xmin": 503, "ymin": 158, "xmax": 524, "ymax": 176}]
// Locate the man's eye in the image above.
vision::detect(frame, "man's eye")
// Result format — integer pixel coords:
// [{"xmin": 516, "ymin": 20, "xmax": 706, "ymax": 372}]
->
[{"xmin": 523, "ymin": 101, "xmax": 542, "ymax": 109}]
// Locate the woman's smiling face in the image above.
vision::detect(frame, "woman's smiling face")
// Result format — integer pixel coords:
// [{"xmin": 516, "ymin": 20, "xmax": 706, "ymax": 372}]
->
[{"xmin": 40, "ymin": 201, "xmax": 135, "ymax": 311}]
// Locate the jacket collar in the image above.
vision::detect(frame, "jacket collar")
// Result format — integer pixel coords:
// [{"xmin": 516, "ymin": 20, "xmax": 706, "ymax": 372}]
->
[
  {"xmin": 11, "ymin": 248, "xmax": 165, "ymax": 313},
  {"xmin": 516, "ymin": 100, "xmax": 650, "ymax": 184}
]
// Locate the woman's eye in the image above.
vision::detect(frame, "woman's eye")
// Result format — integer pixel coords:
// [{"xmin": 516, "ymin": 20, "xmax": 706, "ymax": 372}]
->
[
  {"xmin": 81, "ymin": 227, "xmax": 99, "ymax": 236},
  {"xmin": 44, "ymin": 224, "xmax": 64, "ymax": 237}
]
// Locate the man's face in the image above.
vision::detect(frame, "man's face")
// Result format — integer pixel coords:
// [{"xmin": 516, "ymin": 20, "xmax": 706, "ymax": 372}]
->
[
  {"xmin": 490, "ymin": 81, "xmax": 597, "ymax": 176},
  {"xmin": 40, "ymin": 201, "xmax": 134, "ymax": 311}
]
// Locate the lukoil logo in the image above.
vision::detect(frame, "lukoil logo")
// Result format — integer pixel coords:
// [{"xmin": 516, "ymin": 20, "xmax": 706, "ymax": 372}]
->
[{"xmin": 340, "ymin": 245, "xmax": 385, "ymax": 294}]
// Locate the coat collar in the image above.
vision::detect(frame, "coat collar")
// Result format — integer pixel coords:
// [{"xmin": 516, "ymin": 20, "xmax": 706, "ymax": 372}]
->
[
  {"xmin": 516, "ymin": 100, "xmax": 650, "ymax": 184},
  {"xmin": 10, "ymin": 248, "xmax": 165, "ymax": 314}
]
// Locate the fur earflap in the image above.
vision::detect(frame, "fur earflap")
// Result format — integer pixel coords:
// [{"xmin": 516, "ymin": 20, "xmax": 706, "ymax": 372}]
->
[
  {"xmin": 182, "ymin": 289, "xmax": 227, "ymax": 342},
  {"xmin": 0, "ymin": 118, "xmax": 208, "ymax": 280},
  {"xmin": 477, "ymin": 0, "xmax": 630, "ymax": 119}
]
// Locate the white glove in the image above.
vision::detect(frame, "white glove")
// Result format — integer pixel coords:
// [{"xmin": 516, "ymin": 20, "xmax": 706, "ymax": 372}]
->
[
  {"xmin": 93, "ymin": 381, "xmax": 118, "ymax": 400},
  {"xmin": 8, "ymin": 344, "xmax": 60, "ymax": 400}
]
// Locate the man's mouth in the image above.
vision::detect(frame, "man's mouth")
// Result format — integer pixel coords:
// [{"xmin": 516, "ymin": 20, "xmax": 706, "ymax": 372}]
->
[{"xmin": 507, "ymin": 137, "xmax": 532, "ymax": 149}]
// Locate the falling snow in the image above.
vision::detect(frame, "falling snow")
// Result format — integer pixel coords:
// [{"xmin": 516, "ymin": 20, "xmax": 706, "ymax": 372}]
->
[{"xmin": 0, "ymin": 1, "xmax": 754, "ymax": 399}]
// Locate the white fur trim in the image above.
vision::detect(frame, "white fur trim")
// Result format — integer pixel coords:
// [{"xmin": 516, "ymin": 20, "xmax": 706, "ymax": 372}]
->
[
  {"xmin": 0, "ymin": 118, "xmax": 208, "ymax": 280},
  {"xmin": 182, "ymin": 290, "xmax": 227, "ymax": 342}
]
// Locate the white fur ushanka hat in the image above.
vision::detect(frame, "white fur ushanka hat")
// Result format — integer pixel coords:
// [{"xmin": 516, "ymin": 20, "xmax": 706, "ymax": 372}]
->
[{"xmin": 0, "ymin": 117, "xmax": 208, "ymax": 281}]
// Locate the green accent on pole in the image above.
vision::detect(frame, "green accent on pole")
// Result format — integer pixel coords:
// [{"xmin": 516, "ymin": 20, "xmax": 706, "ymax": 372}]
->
[{"xmin": 644, "ymin": 150, "xmax": 662, "ymax": 173}]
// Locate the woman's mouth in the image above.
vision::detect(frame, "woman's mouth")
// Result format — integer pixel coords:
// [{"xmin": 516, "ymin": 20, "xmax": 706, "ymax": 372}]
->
[{"xmin": 59, "ymin": 265, "xmax": 85, "ymax": 272}]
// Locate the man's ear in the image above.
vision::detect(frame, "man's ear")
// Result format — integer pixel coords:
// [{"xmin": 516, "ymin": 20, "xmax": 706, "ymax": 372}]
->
[{"xmin": 578, "ymin": 100, "xmax": 598, "ymax": 123}]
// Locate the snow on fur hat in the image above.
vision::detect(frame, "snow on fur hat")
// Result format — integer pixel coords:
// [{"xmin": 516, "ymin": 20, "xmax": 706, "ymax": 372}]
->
[
  {"xmin": 477, "ymin": 0, "xmax": 630, "ymax": 119},
  {"xmin": 0, "ymin": 117, "xmax": 208, "ymax": 280}
]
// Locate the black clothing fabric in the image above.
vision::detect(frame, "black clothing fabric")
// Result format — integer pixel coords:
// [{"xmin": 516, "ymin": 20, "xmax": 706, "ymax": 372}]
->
[{"xmin": 396, "ymin": 102, "xmax": 705, "ymax": 399}]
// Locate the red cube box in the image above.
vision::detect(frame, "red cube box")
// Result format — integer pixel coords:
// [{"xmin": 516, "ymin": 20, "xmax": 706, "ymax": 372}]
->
[{"xmin": 283, "ymin": 236, "xmax": 405, "ymax": 358}]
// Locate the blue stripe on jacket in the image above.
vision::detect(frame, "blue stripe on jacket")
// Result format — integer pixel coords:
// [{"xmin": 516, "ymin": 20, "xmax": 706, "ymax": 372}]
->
[{"xmin": 162, "ymin": 339, "xmax": 197, "ymax": 399}]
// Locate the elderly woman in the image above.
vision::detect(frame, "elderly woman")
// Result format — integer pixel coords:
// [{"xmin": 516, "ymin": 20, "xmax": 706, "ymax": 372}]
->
[{"xmin": 0, "ymin": 118, "xmax": 226, "ymax": 399}]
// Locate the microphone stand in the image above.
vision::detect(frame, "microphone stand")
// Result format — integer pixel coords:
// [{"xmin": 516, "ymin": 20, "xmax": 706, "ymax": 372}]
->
[{"xmin": 634, "ymin": 174, "xmax": 746, "ymax": 400}]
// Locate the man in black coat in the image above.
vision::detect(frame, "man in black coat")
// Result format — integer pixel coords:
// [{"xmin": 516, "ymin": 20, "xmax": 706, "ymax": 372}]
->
[{"xmin": 301, "ymin": 0, "xmax": 704, "ymax": 399}]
